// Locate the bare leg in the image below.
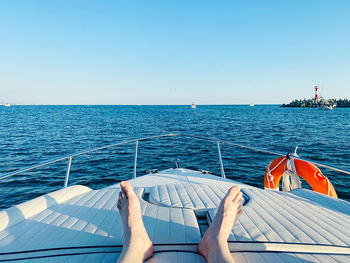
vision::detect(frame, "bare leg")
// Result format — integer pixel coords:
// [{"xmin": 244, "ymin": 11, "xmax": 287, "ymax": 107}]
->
[
  {"xmin": 198, "ymin": 186, "xmax": 243, "ymax": 263},
  {"xmin": 117, "ymin": 181, "xmax": 153, "ymax": 263}
]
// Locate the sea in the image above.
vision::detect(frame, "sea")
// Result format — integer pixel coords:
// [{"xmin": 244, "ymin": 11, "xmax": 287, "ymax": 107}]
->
[{"xmin": 0, "ymin": 105, "xmax": 349, "ymax": 209}]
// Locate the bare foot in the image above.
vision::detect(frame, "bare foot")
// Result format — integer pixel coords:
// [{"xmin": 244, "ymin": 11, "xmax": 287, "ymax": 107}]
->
[
  {"xmin": 117, "ymin": 181, "xmax": 153, "ymax": 263},
  {"xmin": 198, "ymin": 186, "xmax": 243, "ymax": 263}
]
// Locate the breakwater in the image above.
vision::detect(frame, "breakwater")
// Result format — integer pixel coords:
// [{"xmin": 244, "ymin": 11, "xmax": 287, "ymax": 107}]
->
[{"xmin": 282, "ymin": 98, "xmax": 350, "ymax": 107}]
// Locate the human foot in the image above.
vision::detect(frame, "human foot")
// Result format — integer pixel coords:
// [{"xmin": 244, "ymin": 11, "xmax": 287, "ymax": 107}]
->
[
  {"xmin": 117, "ymin": 181, "xmax": 153, "ymax": 262},
  {"xmin": 198, "ymin": 186, "xmax": 243, "ymax": 262}
]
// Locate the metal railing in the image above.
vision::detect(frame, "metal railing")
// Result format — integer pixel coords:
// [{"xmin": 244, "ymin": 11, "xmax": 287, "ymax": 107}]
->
[{"xmin": 1, "ymin": 133, "xmax": 350, "ymax": 189}]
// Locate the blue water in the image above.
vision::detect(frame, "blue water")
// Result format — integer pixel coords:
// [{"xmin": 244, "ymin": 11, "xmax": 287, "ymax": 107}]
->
[{"xmin": 1, "ymin": 105, "xmax": 349, "ymax": 209}]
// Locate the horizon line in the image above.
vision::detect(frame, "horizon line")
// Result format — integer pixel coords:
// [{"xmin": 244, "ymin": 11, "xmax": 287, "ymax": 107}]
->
[{"xmin": 1, "ymin": 103, "xmax": 282, "ymax": 106}]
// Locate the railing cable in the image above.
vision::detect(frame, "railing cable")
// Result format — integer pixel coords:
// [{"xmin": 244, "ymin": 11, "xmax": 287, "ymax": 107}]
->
[{"xmin": 1, "ymin": 133, "xmax": 349, "ymax": 184}]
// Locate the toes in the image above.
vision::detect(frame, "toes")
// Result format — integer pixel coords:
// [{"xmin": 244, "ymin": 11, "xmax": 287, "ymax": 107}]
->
[
  {"xmin": 117, "ymin": 196, "xmax": 122, "ymax": 210},
  {"xmin": 117, "ymin": 189, "xmax": 126, "ymax": 210},
  {"xmin": 233, "ymin": 191, "xmax": 243, "ymax": 204},
  {"xmin": 225, "ymin": 186, "xmax": 240, "ymax": 199},
  {"xmin": 120, "ymin": 181, "xmax": 134, "ymax": 198}
]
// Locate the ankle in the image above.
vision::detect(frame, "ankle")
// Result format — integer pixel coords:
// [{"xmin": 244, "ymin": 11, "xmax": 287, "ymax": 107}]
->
[
  {"xmin": 206, "ymin": 227, "xmax": 228, "ymax": 244},
  {"xmin": 200, "ymin": 231, "xmax": 225, "ymax": 257},
  {"xmin": 206, "ymin": 241, "xmax": 232, "ymax": 263}
]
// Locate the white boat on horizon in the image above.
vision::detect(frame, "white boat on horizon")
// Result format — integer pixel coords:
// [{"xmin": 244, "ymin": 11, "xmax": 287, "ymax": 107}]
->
[
  {"xmin": 319, "ymin": 104, "xmax": 335, "ymax": 110},
  {"xmin": 0, "ymin": 134, "xmax": 349, "ymax": 262},
  {"xmin": 191, "ymin": 103, "xmax": 197, "ymax": 108}
]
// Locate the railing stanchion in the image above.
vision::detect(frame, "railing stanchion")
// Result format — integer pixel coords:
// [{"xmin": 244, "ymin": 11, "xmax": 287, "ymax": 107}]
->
[
  {"xmin": 133, "ymin": 140, "xmax": 138, "ymax": 179},
  {"xmin": 64, "ymin": 157, "xmax": 72, "ymax": 188},
  {"xmin": 217, "ymin": 142, "xmax": 226, "ymax": 178}
]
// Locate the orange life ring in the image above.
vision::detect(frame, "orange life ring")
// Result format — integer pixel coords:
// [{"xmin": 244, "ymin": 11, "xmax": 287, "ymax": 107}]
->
[{"xmin": 264, "ymin": 156, "xmax": 337, "ymax": 198}]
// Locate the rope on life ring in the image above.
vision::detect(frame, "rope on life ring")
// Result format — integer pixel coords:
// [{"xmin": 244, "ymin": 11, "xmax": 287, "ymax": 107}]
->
[{"xmin": 264, "ymin": 155, "xmax": 337, "ymax": 198}]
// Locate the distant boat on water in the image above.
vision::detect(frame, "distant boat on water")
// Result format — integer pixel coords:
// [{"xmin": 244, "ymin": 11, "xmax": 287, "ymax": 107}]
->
[
  {"xmin": 319, "ymin": 104, "xmax": 334, "ymax": 110},
  {"xmin": 249, "ymin": 103, "xmax": 254, "ymax": 107},
  {"xmin": 191, "ymin": 103, "xmax": 196, "ymax": 109},
  {"xmin": 4, "ymin": 103, "xmax": 10, "ymax": 107}
]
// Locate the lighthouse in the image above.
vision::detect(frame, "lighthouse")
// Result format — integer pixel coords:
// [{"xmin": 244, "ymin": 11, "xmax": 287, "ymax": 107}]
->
[{"xmin": 314, "ymin": 85, "xmax": 319, "ymax": 102}]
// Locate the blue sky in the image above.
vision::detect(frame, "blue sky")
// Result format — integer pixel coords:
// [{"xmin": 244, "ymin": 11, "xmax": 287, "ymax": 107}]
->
[{"xmin": 1, "ymin": 0, "xmax": 349, "ymax": 104}]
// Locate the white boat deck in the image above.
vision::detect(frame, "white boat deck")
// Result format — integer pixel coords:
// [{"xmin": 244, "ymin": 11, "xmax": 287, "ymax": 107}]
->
[{"xmin": 0, "ymin": 168, "xmax": 349, "ymax": 262}]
